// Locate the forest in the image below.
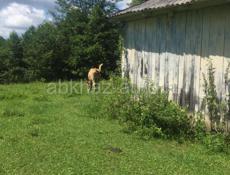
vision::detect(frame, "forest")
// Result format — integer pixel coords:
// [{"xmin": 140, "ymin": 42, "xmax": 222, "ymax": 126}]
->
[{"xmin": 0, "ymin": 0, "xmax": 121, "ymax": 83}]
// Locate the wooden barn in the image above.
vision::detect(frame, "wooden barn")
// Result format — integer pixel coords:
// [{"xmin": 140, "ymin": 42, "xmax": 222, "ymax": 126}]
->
[{"xmin": 115, "ymin": 0, "xmax": 230, "ymax": 112}]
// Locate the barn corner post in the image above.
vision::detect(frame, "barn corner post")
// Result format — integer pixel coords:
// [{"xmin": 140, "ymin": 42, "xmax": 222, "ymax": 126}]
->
[
  {"xmin": 115, "ymin": 0, "xmax": 230, "ymax": 131},
  {"xmin": 120, "ymin": 23, "xmax": 128, "ymax": 79}
]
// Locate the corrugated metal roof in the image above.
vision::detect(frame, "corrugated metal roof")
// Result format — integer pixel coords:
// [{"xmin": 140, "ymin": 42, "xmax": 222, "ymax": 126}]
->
[{"xmin": 116, "ymin": 0, "xmax": 196, "ymax": 16}]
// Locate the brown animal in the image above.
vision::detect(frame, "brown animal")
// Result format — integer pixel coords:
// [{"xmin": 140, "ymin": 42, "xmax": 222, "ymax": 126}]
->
[{"xmin": 87, "ymin": 64, "xmax": 103, "ymax": 91}]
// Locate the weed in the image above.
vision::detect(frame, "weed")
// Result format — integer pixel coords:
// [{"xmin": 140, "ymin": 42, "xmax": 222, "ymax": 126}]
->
[
  {"xmin": 28, "ymin": 125, "xmax": 40, "ymax": 138},
  {"xmin": 1, "ymin": 108, "xmax": 25, "ymax": 117},
  {"xmin": 32, "ymin": 95, "xmax": 50, "ymax": 102}
]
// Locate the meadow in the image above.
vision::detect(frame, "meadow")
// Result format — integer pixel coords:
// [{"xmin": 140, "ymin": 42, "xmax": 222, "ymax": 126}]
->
[{"xmin": 0, "ymin": 82, "xmax": 229, "ymax": 175}]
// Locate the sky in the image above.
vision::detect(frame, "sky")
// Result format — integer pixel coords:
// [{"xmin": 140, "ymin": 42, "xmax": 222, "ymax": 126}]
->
[{"xmin": 0, "ymin": 0, "xmax": 131, "ymax": 38}]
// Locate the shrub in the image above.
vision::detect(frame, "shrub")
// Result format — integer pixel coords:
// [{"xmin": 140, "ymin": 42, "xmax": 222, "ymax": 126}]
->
[
  {"xmin": 203, "ymin": 133, "xmax": 230, "ymax": 154},
  {"xmin": 190, "ymin": 117, "xmax": 207, "ymax": 141},
  {"xmin": 87, "ymin": 77, "xmax": 230, "ymax": 153},
  {"xmin": 202, "ymin": 60, "xmax": 221, "ymax": 132},
  {"xmin": 1, "ymin": 108, "xmax": 25, "ymax": 117},
  {"xmin": 136, "ymin": 125, "xmax": 166, "ymax": 140},
  {"xmin": 224, "ymin": 133, "xmax": 230, "ymax": 151},
  {"xmin": 95, "ymin": 78, "xmax": 194, "ymax": 139}
]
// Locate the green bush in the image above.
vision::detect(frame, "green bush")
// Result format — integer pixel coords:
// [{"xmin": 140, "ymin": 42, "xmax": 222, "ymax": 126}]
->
[
  {"xmin": 95, "ymin": 78, "xmax": 195, "ymax": 139},
  {"xmin": 203, "ymin": 133, "xmax": 230, "ymax": 154},
  {"xmin": 191, "ymin": 118, "xmax": 207, "ymax": 141},
  {"xmin": 136, "ymin": 125, "xmax": 166, "ymax": 140},
  {"xmin": 89, "ymin": 78, "xmax": 229, "ymax": 153}
]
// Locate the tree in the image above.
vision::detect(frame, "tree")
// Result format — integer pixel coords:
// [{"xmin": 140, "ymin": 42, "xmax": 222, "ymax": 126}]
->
[
  {"xmin": 8, "ymin": 32, "xmax": 24, "ymax": 66},
  {"xmin": 0, "ymin": 38, "xmax": 10, "ymax": 83},
  {"xmin": 22, "ymin": 23, "xmax": 67, "ymax": 81},
  {"xmin": 0, "ymin": 36, "xmax": 5, "ymax": 46},
  {"xmin": 3, "ymin": 32, "xmax": 26, "ymax": 82},
  {"xmin": 87, "ymin": 5, "xmax": 120, "ymax": 75},
  {"xmin": 55, "ymin": 0, "xmax": 120, "ymax": 79},
  {"xmin": 55, "ymin": 0, "xmax": 118, "ymax": 17},
  {"xmin": 62, "ymin": 4, "xmax": 120, "ymax": 78},
  {"xmin": 0, "ymin": 0, "xmax": 121, "ymax": 83}
]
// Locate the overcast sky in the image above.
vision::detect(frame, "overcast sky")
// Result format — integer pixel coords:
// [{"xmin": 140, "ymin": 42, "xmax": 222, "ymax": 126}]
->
[{"xmin": 0, "ymin": 0, "xmax": 131, "ymax": 38}]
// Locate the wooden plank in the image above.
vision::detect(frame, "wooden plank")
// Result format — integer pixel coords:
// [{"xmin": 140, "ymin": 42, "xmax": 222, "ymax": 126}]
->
[
  {"xmin": 143, "ymin": 19, "xmax": 152, "ymax": 86},
  {"xmin": 191, "ymin": 10, "xmax": 203, "ymax": 112},
  {"xmin": 140, "ymin": 19, "xmax": 146, "ymax": 88},
  {"xmin": 199, "ymin": 7, "xmax": 210, "ymax": 112},
  {"xmin": 181, "ymin": 10, "xmax": 203, "ymax": 111},
  {"xmin": 207, "ymin": 7, "xmax": 225, "ymax": 101},
  {"xmin": 224, "ymin": 6, "xmax": 230, "ymax": 96},
  {"xmin": 149, "ymin": 17, "xmax": 157, "ymax": 86},
  {"xmin": 148, "ymin": 18, "xmax": 157, "ymax": 86},
  {"xmin": 158, "ymin": 15, "xmax": 167, "ymax": 90},
  {"xmin": 172, "ymin": 12, "xmax": 187, "ymax": 105},
  {"xmin": 144, "ymin": 18, "xmax": 151, "ymax": 82},
  {"xmin": 223, "ymin": 6, "xmax": 230, "ymax": 131},
  {"xmin": 121, "ymin": 23, "xmax": 127, "ymax": 78},
  {"xmin": 127, "ymin": 22, "xmax": 133, "ymax": 82},
  {"xmin": 154, "ymin": 16, "xmax": 161, "ymax": 88},
  {"xmin": 164, "ymin": 14, "xmax": 170, "ymax": 97},
  {"xmin": 173, "ymin": 12, "xmax": 187, "ymax": 106},
  {"xmin": 166, "ymin": 14, "xmax": 177, "ymax": 101},
  {"xmin": 134, "ymin": 21, "xmax": 140, "ymax": 86},
  {"xmin": 183, "ymin": 11, "xmax": 193, "ymax": 110}
]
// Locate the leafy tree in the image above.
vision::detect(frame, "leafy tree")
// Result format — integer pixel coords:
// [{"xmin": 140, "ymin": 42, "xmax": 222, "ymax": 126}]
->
[
  {"xmin": 0, "ymin": 36, "xmax": 5, "ymax": 46},
  {"xmin": 87, "ymin": 5, "xmax": 120, "ymax": 75},
  {"xmin": 8, "ymin": 32, "xmax": 24, "ymax": 66},
  {"xmin": 56, "ymin": 0, "xmax": 117, "ymax": 13},
  {"xmin": 56, "ymin": 0, "xmax": 120, "ymax": 79},
  {"xmin": 1, "ymin": 32, "xmax": 26, "ymax": 82},
  {"xmin": 22, "ymin": 23, "xmax": 67, "ymax": 81},
  {"xmin": 0, "ymin": 38, "xmax": 10, "ymax": 83},
  {"xmin": 0, "ymin": 0, "xmax": 121, "ymax": 83}
]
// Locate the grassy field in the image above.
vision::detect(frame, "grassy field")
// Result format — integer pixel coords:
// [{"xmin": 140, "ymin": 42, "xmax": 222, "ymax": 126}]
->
[{"xmin": 0, "ymin": 82, "xmax": 230, "ymax": 175}]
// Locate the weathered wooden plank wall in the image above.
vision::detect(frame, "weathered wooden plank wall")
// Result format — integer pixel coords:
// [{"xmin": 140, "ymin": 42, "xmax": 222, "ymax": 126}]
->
[{"xmin": 122, "ymin": 4, "xmax": 230, "ymax": 112}]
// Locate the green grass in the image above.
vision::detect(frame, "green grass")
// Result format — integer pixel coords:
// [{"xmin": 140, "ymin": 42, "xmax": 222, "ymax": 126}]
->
[{"xmin": 0, "ymin": 82, "xmax": 229, "ymax": 175}]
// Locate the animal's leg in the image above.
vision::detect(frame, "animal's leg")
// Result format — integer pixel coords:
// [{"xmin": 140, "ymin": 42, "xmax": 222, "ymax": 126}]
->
[
  {"xmin": 87, "ymin": 80, "xmax": 92, "ymax": 92},
  {"xmin": 92, "ymin": 80, "xmax": 97, "ymax": 91}
]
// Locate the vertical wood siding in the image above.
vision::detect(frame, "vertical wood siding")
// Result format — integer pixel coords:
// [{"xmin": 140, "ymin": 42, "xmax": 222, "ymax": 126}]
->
[{"xmin": 122, "ymin": 5, "xmax": 230, "ymax": 112}]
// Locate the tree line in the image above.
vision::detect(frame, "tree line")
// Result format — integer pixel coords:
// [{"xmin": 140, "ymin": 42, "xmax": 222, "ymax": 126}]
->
[{"xmin": 0, "ymin": 0, "xmax": 121, "ymax": 83}]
